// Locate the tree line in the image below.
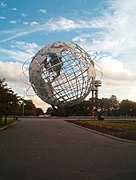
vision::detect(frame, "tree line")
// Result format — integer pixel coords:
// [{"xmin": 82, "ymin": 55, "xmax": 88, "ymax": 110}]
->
[
  {"xmin": 46, "ymin": 95, "xmax": 136, "ymax": 116},
  {"xmin": 1, "ymin": 78, "xmax": 136, "ymax": 119},
  {"xmin": 0, "ymin": 79, "xmax": 44, "ymax": 123}
]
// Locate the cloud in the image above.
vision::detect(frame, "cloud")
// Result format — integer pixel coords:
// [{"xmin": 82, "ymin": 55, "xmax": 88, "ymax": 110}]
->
[
  {"xmin": 0, "ymin": 41, "xmax": 40, "ymax": 62},
  {"xmin": 72, "ymin": 0, "xmax": 136, "ymax": 72},
  {"xmin": 72, "ymin": 34, "xmax": 92, "ymax": 43},
  {"xmin": 0, "ymin": 61, "xmax": 22, "ymax": 82},
  {"xmin": 95, "ymin": 56, "xmax": 136, "ymax": 101},
  {"xmin": 22, "ymin": 21, "xmax": 38, "ymax": 26},
  {"xmin": 46, "ymin": 17, "xmax": 87, "ymax": 31},
  {"xmin": 39, "ymin": 9, "xmax": 47, "ymax": 14},
  {"xmin": 0, "ymin": 40, "xmax": 52, "ymax": 111},
  {"xmin": 0, "ymin": 16, "xmax": 5, "ymax": 19},
  {"xmin": 21, "ymin": 13, "xmax": 27, "ymax": 17},
  {"xmin": 10, "ymin": 40, "xmax": 41, "ymax": 54},
  {"xmin": 11, "ymin": 7, "xmax": 17, "ymax": 11},
  {"xmin": 1, "ymin": 0, "xmax": 136, "ymax": 55},
  {"xmin": 99, "ymin": 57, "xmax": 136, "ymax": 83},
  {"xmin": 0, "ymin": 17, "xmax": 91, "ymax": 42},
  {"xmin": 0, "ymin": 61, "xmax": 49, "ymax": 111},
  {"xmin": 29, "ymin": 94, "xmax": 51, "ymax": 112},
  {"xmin": 0, "ymin": 27, "xmax": 39, "ymax": 42},
  {"xmin": 0, "ymin": 2, "xmax": 7, "ymax": 7},
  {"xmin": 9, "ymin": 20, "xmax": 17, "ymax": 24},
  {"xmin": 23, "ymin": 22, "xmax": 29, "ymax": 25},
  {"xmin": 0, "ymin": 47, "xmax": 32, "ymax": 62},
  {"xmin": 0, "ymin": 0, "xmax": 136, "ymax": 104},
  {"xmin": 30, "ymin": 21, "xmax": 39, "ymax": 26},
  {"xmin": 71, "ymin": 0, "xmax": 136, "ymax": 102}
]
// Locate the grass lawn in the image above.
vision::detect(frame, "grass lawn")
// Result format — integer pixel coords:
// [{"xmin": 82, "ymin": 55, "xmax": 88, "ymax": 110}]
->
[
  {"xmin": 0, "ymin": 119, "xmax": 17, "ymax": 129},
  {"xmin": 67, "ymin": 120, "xmax": 136, "ymax": 141}
]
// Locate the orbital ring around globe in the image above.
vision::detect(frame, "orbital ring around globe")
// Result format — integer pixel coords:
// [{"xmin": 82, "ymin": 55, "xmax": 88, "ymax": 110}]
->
[{"xmin": 21, "ymin": 41, "xmax": 103, "ymax": 107}]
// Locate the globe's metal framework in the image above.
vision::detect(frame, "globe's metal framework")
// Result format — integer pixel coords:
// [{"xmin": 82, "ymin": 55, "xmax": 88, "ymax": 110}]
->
[{"xmin": 29, "ymin": 41, "xmax": 100, "ymax": 107}]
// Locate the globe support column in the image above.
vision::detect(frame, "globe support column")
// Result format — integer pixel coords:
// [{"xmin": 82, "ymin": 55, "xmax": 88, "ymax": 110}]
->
[{"xmin": 92, "ymin": 80, "xmax": 101, "ymax": 118}]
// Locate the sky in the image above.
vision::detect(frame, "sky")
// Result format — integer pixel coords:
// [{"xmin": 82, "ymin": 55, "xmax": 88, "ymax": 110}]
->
[{"xmin": 0, "ymin": 0, "xmax": 136, "ymax": 111}]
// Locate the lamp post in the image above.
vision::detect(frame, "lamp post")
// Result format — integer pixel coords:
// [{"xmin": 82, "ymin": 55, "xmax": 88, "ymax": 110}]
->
[
  {"xmin": 23, "ymin": 99, "xmax": 25, "ymax": 116},
  {"xmin": 22, "ymin": 88, "xmax": 26, "ymax": 117},
  {"xmin": 92, "ymin": 79, "xmax": 102, "ymax": 118}
]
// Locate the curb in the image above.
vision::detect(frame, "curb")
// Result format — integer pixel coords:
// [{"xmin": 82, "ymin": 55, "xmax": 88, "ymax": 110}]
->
[
  {"xmin": 65, "ymin": 120, "xmax": 136, "ymax": 144},
  {"xmin": 0, "ymin": 122, "xmax": 17, "ymax": 131}
]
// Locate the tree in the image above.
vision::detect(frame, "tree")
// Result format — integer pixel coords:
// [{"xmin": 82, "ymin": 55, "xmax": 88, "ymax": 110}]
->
[
  {"xmin": 46, "ymin": 107, "xmax": 54, "ymax": 115},
  {"xmin": 18, "ymin": 99, "xmax": 36, "ymax": 116},
  {"xmin": 0, "ymin": 79, "xmax": 19, "ymax": 123},
  {"xmin": 35, "ymin": 108, "xmax": 44, "ymax": 116},
  {"xmin": 119, "ymin": 99, "xmax": 136, "ymax": 116},
  {"xmin": 97, "ymin": 98, "xmax": 111, "ymax": 116},
  {"xmin": 109, "ymin": 95, "xmax": 120, "ymax": 115},
  {"xmin": 0, "ymin": 79, "xmax": 6, "ymax": 119},
  {"xmin": 0, "ymin": 79, "xmax": 44, "ymax": 119},
  {"xmin": 96, "ymin": 95, "xmax": 120, "ymax": 116},
  {"xmin": 72, "ymin": 101, "xmax": 93, "ymax": 116}
]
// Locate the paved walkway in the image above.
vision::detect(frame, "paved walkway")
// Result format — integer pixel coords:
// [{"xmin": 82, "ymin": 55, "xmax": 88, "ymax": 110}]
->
[{"xmin": 0, "ymin": 118, "xmax": 136, "ymax": 180}]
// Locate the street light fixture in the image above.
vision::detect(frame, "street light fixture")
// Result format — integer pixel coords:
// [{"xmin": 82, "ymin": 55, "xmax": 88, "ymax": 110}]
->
[{"xmin": 22, "ymin": 88, "xmax": 26, "ymax": 116}]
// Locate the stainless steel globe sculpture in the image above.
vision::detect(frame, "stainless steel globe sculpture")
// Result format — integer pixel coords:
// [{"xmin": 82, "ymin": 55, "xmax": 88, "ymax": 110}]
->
[{"xmin": 29, "ymin": 41, "xmax": 96, "ymax": 107}]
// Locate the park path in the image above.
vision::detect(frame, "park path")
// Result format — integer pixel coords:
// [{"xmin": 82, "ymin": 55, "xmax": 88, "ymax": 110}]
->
[{"xmin": 0, "ymin": 118, "xmax": 136, "ymax": 180}]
